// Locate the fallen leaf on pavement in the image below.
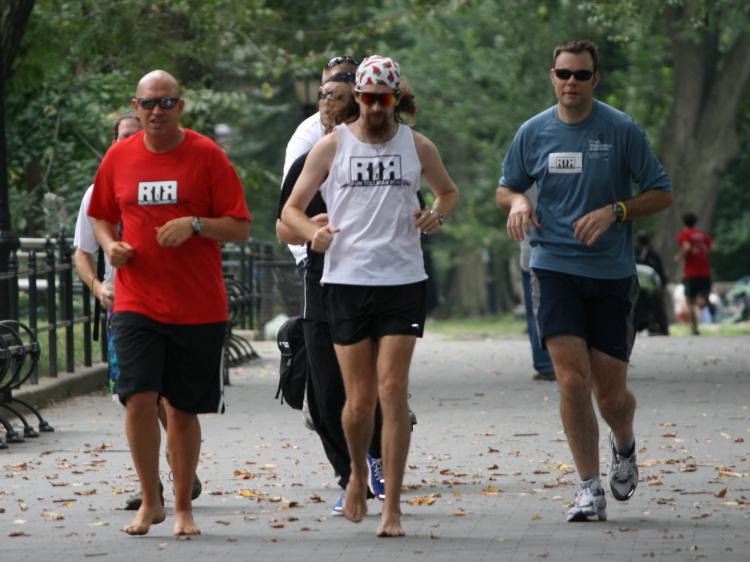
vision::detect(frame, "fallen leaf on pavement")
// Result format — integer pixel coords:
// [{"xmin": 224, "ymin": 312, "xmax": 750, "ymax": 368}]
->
[
  {"xmin": 482, "ymin": 486, "xmax": 501, "ymax": 496},
  {"xmin": 407, "ymin": 495, "xmax": 439, "ymax": 506},
  {"xmin": 42, "ymin": 511, "xmax": 64, "ymax": 521},
  {"xmin": 8, "ymin": 531, "xmax": 30, "ymax": 537},
  {"xmin": 531, "ymin": 514, "xmax": 543, "ymax": 521},
  {"xmin": 715, "ymin": 488, "xmax": 727, "ymax": 498},
  {"xmin": 280, "ymin": 501, "xmax": 302, "ymax": 509}
]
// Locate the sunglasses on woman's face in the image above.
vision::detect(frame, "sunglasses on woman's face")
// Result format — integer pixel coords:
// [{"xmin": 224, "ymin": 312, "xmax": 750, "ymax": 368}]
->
[{"xmin": 356, "ymin": 92, "xmax": 398, "ymax": 108}]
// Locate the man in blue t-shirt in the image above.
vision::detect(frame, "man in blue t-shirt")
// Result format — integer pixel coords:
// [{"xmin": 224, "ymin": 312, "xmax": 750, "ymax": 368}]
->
[{"xmin": 496, "ymin": 40, "xmax": 672, "ymax": 523}]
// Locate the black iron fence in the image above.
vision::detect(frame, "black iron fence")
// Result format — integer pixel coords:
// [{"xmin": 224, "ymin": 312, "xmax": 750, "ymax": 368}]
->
[{"xmin": 0, "ymin": 232, "xmax": 301, "ymax": 386}]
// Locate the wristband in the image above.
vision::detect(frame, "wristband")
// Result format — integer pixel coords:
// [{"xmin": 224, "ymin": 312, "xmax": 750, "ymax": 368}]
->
[{"xmin": 614, "ymin": 201, "xmax": 628, "ymax": 222}]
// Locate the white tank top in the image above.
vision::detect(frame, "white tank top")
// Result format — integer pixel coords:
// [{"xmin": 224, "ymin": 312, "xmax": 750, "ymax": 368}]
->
[{"xmin": 319, "ymin": 123, "xmax": 427, "ymax": 286}]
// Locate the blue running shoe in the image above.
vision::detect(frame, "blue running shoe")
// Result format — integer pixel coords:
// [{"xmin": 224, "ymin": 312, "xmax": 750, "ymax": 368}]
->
[
  {"xmin": 331, "ymin": 490, "xmax": 345, "ymax": 516},
  {"xmin": 367, "ymin": 455, "xmax": 385, "ymax": 500}
]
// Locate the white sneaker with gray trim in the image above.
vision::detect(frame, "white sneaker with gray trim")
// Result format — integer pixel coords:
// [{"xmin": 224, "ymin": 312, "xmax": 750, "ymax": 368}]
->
[
  {"xmin": 608, "ymin": 431, "xmax": 638, "ymax": 501},
  {"xmin": 567, "ymin": 478, "xmax": 607, "ymax": 522}
]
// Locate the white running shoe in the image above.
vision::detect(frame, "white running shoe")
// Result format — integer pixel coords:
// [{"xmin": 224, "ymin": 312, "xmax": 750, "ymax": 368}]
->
[
  {"xmin": 608, "ymin": 431, "xmax": 639, "ymax": 501},
  {"xmin": 567, "ymin": 478, "xmax": 607, "ymax": 522}
]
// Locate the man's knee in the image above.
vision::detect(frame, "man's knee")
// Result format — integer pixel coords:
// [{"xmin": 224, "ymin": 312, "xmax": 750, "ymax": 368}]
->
[
  {"xmin": 125, "ymin": 392, "xmax": 159, "ymax": 416},
  {"xmin": 595, "ymin": 387, "xmax": 633, "ymax": 416},
  {"xmin": 377, "ymin": 376, "xmax": 408, "ymax": 405},
  {"xmin": 344, "ymin": 395, "xmax": 377, "ymax": 419}
]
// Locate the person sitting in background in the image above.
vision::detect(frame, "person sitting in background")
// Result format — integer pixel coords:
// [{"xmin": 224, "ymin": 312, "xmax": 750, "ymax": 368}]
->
[{"xmin": 634, "ymin": 232, "xmax": 669, "ymax": 335}]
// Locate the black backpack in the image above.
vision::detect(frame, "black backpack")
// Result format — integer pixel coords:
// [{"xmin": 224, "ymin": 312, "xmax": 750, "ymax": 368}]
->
[{"xmin": 276, "ymin": 316, "xmax": 307, "ymax": 410}]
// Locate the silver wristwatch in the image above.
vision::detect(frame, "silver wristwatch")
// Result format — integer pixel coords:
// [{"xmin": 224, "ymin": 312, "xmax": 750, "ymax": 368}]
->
[{"xmin": 191, "ymin": 216, "xmax": 204, "ymax": 235}]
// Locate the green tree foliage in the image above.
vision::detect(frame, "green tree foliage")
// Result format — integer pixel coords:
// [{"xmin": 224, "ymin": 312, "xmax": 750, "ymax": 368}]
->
[
  {"xmin": 5, "ymin": 0, "xmax": 749, "ymax": 315},
  {"xmin": 6, "ymin": 0, "xmax": 417, "ymax": 238}
]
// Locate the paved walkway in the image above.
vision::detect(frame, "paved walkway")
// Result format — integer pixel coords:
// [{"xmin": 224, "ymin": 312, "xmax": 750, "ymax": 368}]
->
[{"xmin": 1, "ymin": 333, "xmax": 748, "ymax": 561}]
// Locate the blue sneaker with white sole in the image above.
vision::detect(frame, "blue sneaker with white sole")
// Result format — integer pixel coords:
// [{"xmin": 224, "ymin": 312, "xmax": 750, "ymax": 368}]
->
[
  {"xmin": 367, "ymin": 454, "xmax": 385, "ymax": 500},
  {"xmin": 331, "ymin": 490, "xmax": 345, "ymax": 516}
]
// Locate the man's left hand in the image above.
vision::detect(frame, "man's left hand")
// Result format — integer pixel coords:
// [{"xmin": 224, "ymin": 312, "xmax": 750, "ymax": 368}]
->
[
  {"xmin": 415, "ymin": 209, "xmax": 442, "ymax": 235},
  {"xmin": 573, "ymin": 205, "xmax": 615, "ymax": 247},
  {"xmin": 156, "ymin": 216, "xmax": 194, "ymax": 247}
]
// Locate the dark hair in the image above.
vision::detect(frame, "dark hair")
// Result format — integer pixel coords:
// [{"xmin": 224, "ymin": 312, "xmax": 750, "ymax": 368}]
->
[
  {"xmin": 395, "ymin": 78, "xmax": 417, "ymax": 124},
  {"xmin": 636, "ymin": 232, "xmax": 650, "ymax": 246},
  {"xmin": 340, "ymin": 91, "xmax": 360, "ymax": 125},
  {"xmin": 112, "ymin": 113, "xmax": 140, "ymax": 141},
  {"xmin": 552, "ymin": 40, "xmax": 599, "ymax": 72},
  {"xmin": 682, "ymin": 212, "xmax": 698, "ymax": 228},
  {"xmin": 324, "ymin": 71, "xmax": 355, "ymax": 85}
]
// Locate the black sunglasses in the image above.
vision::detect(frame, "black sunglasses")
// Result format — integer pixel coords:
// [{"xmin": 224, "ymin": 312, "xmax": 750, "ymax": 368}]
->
[
  {"xmin": 553, "ymin": 68, "xmax": 594, "ymax": 81},
  {"xmin": 134, "ymin": 96, "xmax": 181, "ymax": 110},
  {"xmin": 326, "ymin": 56, "xmax": 359, "ymax": 69}
]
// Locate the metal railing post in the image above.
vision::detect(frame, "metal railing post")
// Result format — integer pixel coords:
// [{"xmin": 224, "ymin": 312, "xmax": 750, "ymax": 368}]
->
[
  {"xmin": 45, "ymin": 237, "xmax": 57, "ymax": 378},
  {"xmin": 59, "ymin": 231, "xmax": 74, "ymax": 373},
  {"xmin": 28, "ymin": 250, "xmax": 39, "ymax": 384}
]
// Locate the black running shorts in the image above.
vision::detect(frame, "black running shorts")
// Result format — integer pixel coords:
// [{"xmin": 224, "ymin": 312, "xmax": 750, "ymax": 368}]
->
[
  {"xmin": 683, "ymin": 276, "xmax": 711, "ymax": 300},
  {"xmin": 323, "ymin": 281, "xmax": 426, "ymax": 345},
  {"xmin": 531, "ymin": 268, "xmax": 638, "ymax": 362},
  {"xmin": 110, "ymin": 312, "xmax": 227, "ymax": 413}
]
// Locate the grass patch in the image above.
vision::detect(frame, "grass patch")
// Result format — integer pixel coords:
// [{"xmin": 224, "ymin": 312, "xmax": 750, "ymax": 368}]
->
[
  {"xmin": 427, "ymin": 315, "xmax": 526, "ymax": 339},
  {"xmin": 667, "ymin": 321, "xmax": 750, "ymax": 337}
]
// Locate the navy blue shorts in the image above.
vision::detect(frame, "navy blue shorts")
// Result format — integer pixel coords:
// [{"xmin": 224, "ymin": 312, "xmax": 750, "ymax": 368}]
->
[
  {"xmin": 111, "ymin": 312, "xmax": 227, "ymax": 413},
  {"xmin": 531, "ymin": 268, "xmax": 638, "ymax": 362},
  {"xmin": 323, "ymin": 282, "xmax": 426, "ymax": 345}
]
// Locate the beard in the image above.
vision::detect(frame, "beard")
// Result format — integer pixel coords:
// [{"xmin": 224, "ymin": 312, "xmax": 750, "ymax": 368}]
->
[{"xmin": 363, "ymin": 111, "xmax": 391, "ymax": 137}]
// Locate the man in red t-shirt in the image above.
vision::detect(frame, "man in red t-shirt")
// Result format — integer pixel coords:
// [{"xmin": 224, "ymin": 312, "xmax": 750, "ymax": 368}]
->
[
  {"xmin": 675, "ymin": 212, "xmax": 713, "ymax": 335},
  {"xmin": 89, "ymin": 70, "xmax": 251, "ymax": 537}
]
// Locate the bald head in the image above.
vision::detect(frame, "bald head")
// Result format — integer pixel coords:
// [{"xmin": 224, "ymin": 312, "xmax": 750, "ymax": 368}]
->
[
  {"xmin": 131, "ymin": 69, "xmax": 185, "ymax": 151},
  {"xmin": 136, "ymin": 70, "xmax": 181, "ymax": 97}
]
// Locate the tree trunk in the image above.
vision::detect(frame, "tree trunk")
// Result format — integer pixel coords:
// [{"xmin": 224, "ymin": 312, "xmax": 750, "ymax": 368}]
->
[
  {"xmin": 1, "ymin": 1, "xmax": 35, "ymax": 80},
  {"xmin": 1, "ymin": 1, "xmax": 35, "ymax": 318},
  {"xmin": 440, "ymin": 248, "xmax": 488, "ymax": 317},
  {"xmin": 654, "ymin": 5, "xmax": 750, "ymax": 280}
]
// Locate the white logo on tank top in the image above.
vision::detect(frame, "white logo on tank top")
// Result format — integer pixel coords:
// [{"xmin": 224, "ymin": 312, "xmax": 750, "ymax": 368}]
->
[
  {"xmin": 548, "ymin": 152, "xmax": 582, "ymax": 174},
  {"xmin": 137, "ymin": 180, "xmax": 178, "ymax": 205},
  {"xmin": 346, "ymin": 155, "xmax": 408, "ymax": 187}
]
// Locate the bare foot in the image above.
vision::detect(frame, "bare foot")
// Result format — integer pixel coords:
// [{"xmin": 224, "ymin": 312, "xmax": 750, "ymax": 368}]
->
[
  {"xmin": 377, "ymin": 511, "xmax": 404, "ymax": 537},
  {"xmin": 174, "ymin": 510, "xmax": 201, "ymax": 536},
  {"xmin": 122, "ymin": 503, "xmax": 166, "ymax": 536},
  {"xmin": 343, "ymin": 478, "xmax": 367, "ymax": 523}
]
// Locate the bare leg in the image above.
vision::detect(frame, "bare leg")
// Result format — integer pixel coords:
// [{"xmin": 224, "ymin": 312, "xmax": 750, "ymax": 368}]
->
[
  {"xmin": 334, "ymin": 339, "xmax": 378, "ymax": 523},
  {"xmin": 163, "ymin": 399, "xmax": 202, "ymax": 536},
  {"xmin": 375, "ymin": 335, "xmax": 416, "ymax": 538},
  {"xmin": 591, "ymin": 349, "xmax": 635, "ymax": 448},
  {"xmin": 122, "ymin": 391, "xmax": 166, "ymax": 535},
  {"xmin": 687, "ymin": 295, "xmax": 700, "ymax": 334},
  {"xmin": 546, "ymin": 335, "xmax": 599, "ymax": 479},
  {"xmin": 157, "ymin": 398, "xmax": 169, "ymax": 431}
]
